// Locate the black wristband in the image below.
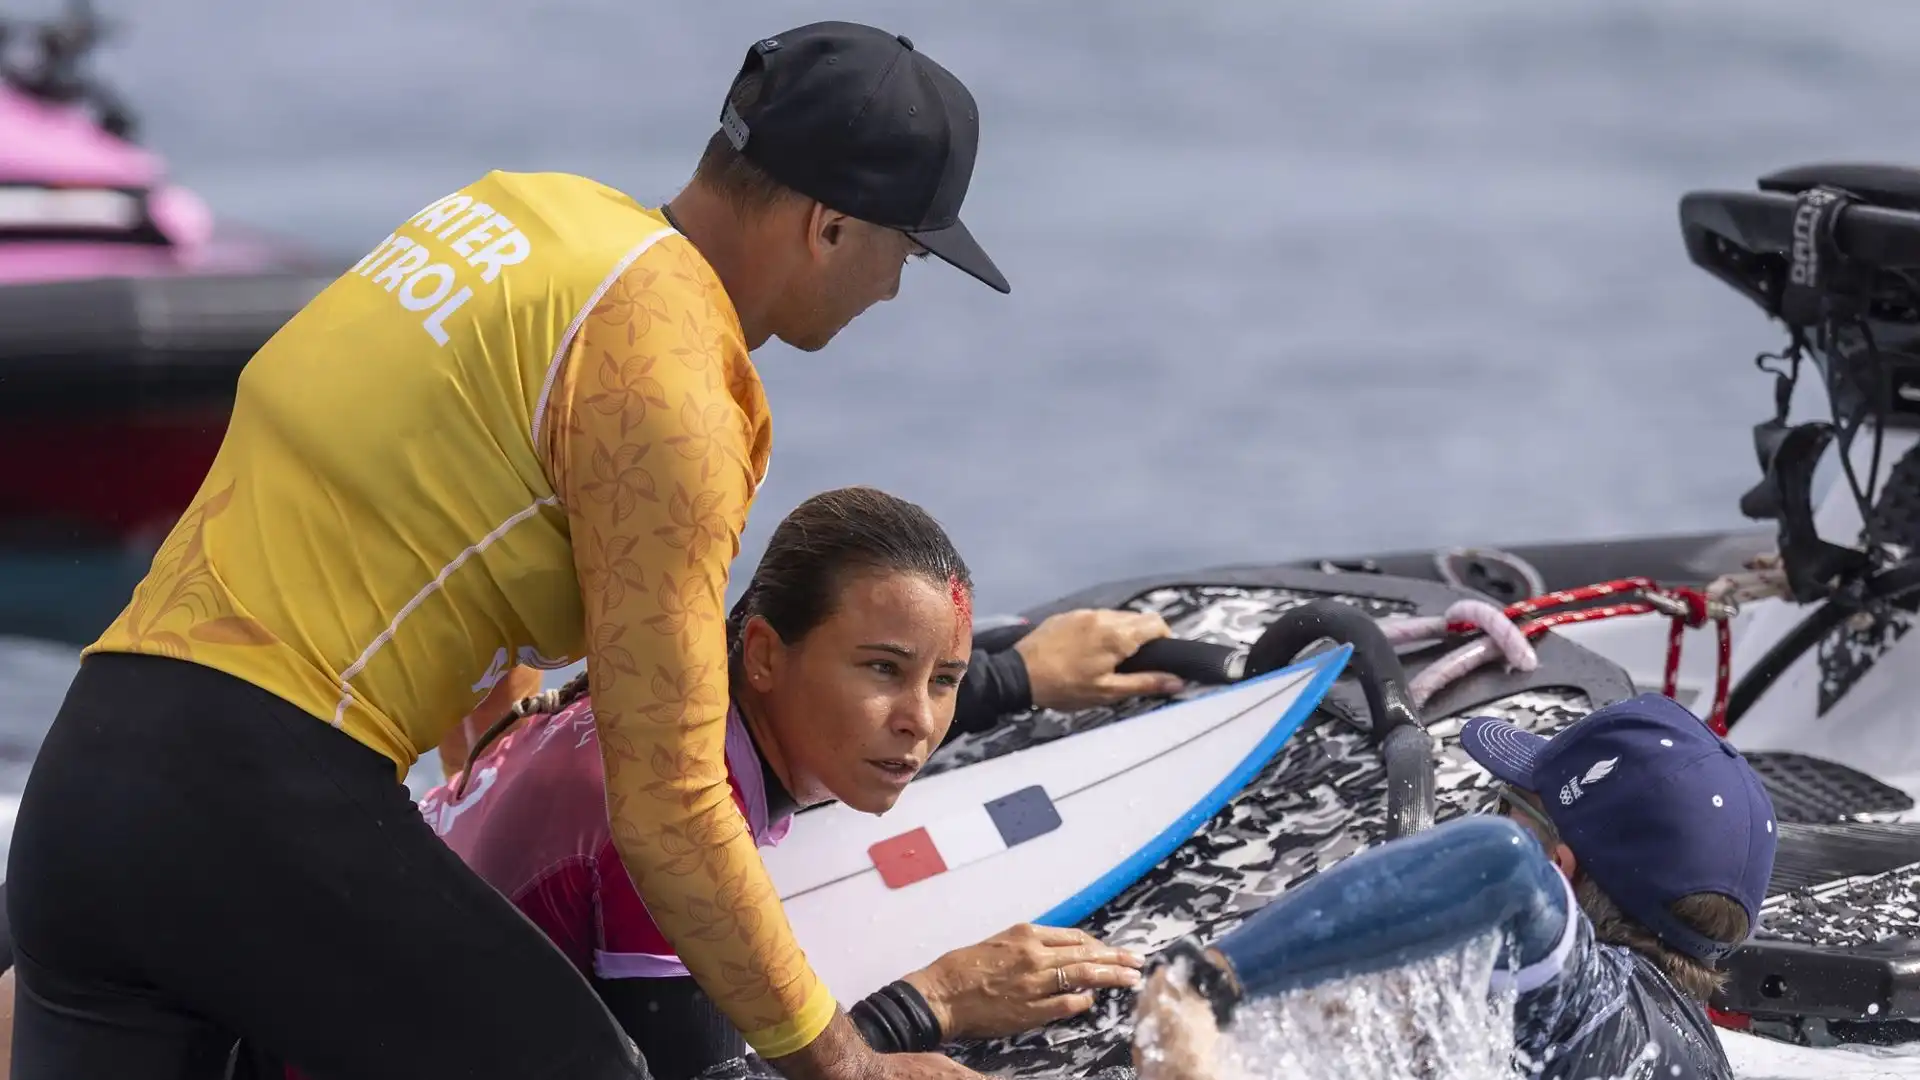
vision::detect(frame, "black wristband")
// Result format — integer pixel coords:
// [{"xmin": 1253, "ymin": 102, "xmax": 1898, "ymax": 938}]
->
[
  {"xmin": 849, "ymin": 980, "xmax": 943, "ymax": 1054},
  {"xmin": 1147, "ymin": 938, "xmax": 1243, "ymax": 1030},
  {"xmin": 886, "ymin": 979, "xmax": 943, "ymax": 1050},
  {"xmin": 848, "ymin": 992, "xmax": 900, "ymax": 1053}
]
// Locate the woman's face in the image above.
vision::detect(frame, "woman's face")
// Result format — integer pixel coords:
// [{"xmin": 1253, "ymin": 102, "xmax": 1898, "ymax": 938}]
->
[{"xmin": 741, "ymin": 569, "xmax": 971, "ymax": 814}]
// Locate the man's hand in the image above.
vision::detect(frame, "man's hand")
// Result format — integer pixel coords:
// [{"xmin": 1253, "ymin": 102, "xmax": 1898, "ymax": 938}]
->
[
  {"xmin": 902, "ymin": 923, "xmax": 1144, "ymax": 1040},
  {"xmin": 1130, "ymin": 966, "xmax": 1221, "ymax": 1080},
  {"xmin": 1014, "ymin": 610, "xmax": 1184, "ymax": 711}
]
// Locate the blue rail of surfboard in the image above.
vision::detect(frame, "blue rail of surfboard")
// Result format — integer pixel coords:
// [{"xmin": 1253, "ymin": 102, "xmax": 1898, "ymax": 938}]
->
[{"xmin": 1033, "ymin": 643, "xmax": 1353, "ymax": 929}]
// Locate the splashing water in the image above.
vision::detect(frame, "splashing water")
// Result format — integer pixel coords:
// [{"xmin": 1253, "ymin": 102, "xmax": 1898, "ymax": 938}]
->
[{"xmin": 1211, "ymin": 934, "xmax": 1520, "ymax": 1080}]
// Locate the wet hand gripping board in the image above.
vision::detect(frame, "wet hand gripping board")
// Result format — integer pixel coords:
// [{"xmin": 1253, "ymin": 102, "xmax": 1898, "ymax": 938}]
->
[{"xmin": 759, "ymin": 647, "xmax": 1351, "ymax": 1004}]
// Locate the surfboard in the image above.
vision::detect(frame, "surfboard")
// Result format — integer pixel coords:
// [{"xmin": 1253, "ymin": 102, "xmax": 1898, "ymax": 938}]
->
[{"xmin": 760, "ymin": 646, "xmax": 1352, "ymax": 1004}]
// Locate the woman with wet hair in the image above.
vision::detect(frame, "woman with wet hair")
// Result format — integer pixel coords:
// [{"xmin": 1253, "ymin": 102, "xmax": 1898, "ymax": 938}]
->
[{"xmin": 274, "ymin": 487, "xmax": 1141, "ymax": 1080}]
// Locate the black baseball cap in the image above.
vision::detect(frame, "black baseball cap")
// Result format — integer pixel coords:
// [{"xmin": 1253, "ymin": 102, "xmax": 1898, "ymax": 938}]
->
[{"xmin": 717, "ymin": 21, "xmax": 1009, "ymax": 294}]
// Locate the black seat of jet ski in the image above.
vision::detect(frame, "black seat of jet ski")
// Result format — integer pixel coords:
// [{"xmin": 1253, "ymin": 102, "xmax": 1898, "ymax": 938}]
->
[
  {"xmin": 1771, "ymin": 823, "xmax": 1920, "ymax": 892},
  {"xmin": 1728, "ymin": 751, "xmax": 1920, "ymax": 896},
  {"xmin": 1748, "ymin": 750, "xmax": 1915, "ymax": 824}
]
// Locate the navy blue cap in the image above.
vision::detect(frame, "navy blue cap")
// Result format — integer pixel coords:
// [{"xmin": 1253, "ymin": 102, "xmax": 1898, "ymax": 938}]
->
[
  {"xmin": 719, "ymin": 22, "xmax": 1008, "ymax": 295},
  {"xmin": 1460, "ymin": 694, "xmax": 1778, "ymax": 962}
]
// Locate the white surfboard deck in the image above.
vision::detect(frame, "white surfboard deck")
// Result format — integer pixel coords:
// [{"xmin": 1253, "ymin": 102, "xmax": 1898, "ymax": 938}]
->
[{"xmin": 762, "ymin": 646, "xmax": 1352, "ymax": 1004}]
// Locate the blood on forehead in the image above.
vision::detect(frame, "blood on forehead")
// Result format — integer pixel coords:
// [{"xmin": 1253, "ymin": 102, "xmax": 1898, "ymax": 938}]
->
[{"xmin": 948, "ymin": 573, "xmax": 972, "ymax": 652}]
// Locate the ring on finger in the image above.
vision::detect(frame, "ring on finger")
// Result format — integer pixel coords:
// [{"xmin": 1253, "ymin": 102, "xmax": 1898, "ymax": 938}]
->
[{"xmin": 1056, "ymin": 967, "xmax": 1070, "ymax": 994}]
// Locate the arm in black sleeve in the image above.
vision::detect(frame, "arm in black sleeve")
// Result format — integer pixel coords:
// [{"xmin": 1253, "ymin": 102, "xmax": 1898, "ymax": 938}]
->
[{"xmin": 946, "ymin": 647, "xmax": 1033, "ymax": 744}]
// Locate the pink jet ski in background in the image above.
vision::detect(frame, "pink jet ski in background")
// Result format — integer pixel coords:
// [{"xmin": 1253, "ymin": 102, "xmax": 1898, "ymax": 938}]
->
[{"xmin": 0, "ymin": 0, "xmax": 335, "ymax": 644}]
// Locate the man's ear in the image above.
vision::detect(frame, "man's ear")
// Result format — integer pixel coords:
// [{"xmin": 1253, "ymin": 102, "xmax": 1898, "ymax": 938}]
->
[
  {"xmin": 1549, "ymin": 842, "xmax": 1578, "ymax": 883},
  {"xmin": 804, "ymin": 201, "xmax": 850, "ymax": 257}
]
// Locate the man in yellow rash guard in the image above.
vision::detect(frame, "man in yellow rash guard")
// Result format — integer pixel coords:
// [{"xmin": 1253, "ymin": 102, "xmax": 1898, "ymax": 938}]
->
[{"xmin": 5, "ymin": 22, "xmax": 1007, "ymax": 1080}]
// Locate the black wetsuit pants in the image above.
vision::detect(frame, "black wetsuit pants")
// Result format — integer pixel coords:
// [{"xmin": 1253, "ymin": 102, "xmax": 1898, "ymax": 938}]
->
[{"xmin": 6, "ymin": 652, "xmax": 647, "ymax": 1080}]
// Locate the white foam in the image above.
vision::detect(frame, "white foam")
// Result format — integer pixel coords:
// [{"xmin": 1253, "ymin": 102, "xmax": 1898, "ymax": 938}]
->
[
  {"xmin": 1721, "ymin": 1030, "xmax": 1920, "ymax": 1080},
  {"xmin": 1191, "ymin": 935, "xmax": 1519, "ymax": 1080},
  {"xmin": 1174, "ymin": 932, "xmax": 1920, "ymax": 1080}
]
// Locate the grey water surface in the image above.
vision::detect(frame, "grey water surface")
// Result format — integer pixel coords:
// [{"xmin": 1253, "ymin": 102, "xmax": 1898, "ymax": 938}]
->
[{"xmin": 7, "ymin": 0, "xmax": 1919, "ymax": 803}]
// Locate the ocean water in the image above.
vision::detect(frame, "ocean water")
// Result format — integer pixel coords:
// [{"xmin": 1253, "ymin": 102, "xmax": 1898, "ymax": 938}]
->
[
  {"xmin": 43, "ymin": 0, "xmax": 1920, "ymax": 616},
  {"xmin": 14, "ymin": 0, "xmax": 1919, "ymax": 784},
  {"xmin": 11, "ymin": 0, "xmax": 1920, "ymax": 619},
  {"xmin": 9, "ymin": 1, "xmax": 1920, "ymax": 1074}
]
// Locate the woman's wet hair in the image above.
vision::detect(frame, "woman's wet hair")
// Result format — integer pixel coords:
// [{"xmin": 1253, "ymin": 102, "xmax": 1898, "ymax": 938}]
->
[
  {"xmin": 451, "ymin": 669, "xmax": 589, "ymax": 797},
  {"xmin": 724, "ymin": 485, "xmax": 972, "ymax": 659},
  {"xmin": 457, "ymin": 486, "xmax": 969, "ymax": 791},
  {"xmin": 1573, "ymin": 873, "xmax": 1751, "ymax": 1001}
]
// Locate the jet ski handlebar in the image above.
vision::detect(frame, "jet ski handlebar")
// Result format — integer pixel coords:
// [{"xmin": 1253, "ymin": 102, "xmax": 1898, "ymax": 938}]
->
[
  {"xmin": 1684, "ymin": 164, "xmax": 1920, "ymax": 621},
  {"xmin": 1115, "ymin": 637, "xmax": 1249, "ymax": 683},
  {"xmin": 989, "ymin": 601, "xmax": 1438, "ymax": 840},
  {"xmin": 1245, "ymin": 601, "xmax": 1436, "ymax": 840},
  {"xmin": 972, "ymin": 622, "xmax": 1251, "ymax": 685}
]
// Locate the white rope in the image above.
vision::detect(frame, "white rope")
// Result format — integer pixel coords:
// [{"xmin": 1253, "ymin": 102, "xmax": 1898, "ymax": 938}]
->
[
  {"xmin": 1378, "ymin": 599, "xmax": 1539, "ymax": 708},
  {"xmin": 1706, "ymin": 552, "xmax": 1791, "ymax": 608}
]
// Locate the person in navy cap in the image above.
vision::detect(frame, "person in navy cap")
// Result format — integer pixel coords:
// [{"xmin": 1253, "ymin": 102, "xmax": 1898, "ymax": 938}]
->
[{"xmin": 1129, "ymin": 693, "xmax": 1777, "ymax": 1080}]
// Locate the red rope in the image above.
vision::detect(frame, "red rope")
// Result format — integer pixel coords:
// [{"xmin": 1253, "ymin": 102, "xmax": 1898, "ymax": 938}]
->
[
  {"xmin": 1439, "ymin": 577, "xmax": 1734, "ymax": 735},
  {"xmin": 1504, "ymin": 577, "xmax": 1658, "ymax": 619}
]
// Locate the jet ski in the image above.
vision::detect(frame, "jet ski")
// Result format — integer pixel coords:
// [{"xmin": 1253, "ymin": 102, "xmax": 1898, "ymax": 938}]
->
[
  {"xmin": 893, "ymin": 163, "xmax": 1920, "ymax": 1075},
  {"xmin": 0, "ymin": 1, "xmax": 335, "ymax": 644}
]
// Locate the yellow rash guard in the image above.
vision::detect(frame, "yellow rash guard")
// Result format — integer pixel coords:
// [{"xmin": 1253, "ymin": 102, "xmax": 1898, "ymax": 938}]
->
[{"xmin": 86, "ymin": 171, "xmax": 833, "ymax": 1056}]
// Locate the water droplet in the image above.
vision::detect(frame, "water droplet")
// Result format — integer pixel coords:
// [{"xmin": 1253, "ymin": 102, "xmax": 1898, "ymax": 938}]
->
[{"xmin": 1870, "ymin": 1003, "xmax": 1882, "ymax": 1015}]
